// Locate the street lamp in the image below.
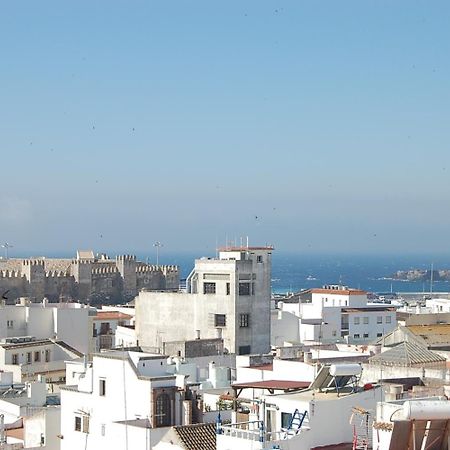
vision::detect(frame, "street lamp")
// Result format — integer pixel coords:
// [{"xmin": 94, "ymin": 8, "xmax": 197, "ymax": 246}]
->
[
  {"xmin": 1, "ymin": 243, "xmax": 13, "ymax": 260},
  {"xmin": 317, "ymin": 321, "xmax": 329, "ymax": 368},
  {"xmin": 153, "ymin": 241, "xmax": 163, "ymax": 266}
]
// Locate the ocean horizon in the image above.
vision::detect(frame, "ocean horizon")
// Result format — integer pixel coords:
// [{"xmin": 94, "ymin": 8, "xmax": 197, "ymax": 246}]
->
[{"xmin": 6, "ymin": 250, "xmax": 450, "ymax": 295}]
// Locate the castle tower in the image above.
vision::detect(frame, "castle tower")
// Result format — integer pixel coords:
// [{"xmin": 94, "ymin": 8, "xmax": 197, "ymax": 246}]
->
[
  {"xmin": 116, "ymin": 255, "xmax": 137, "ymax": 298},
  {"xmin": 21, "ymin": 259, "xmax": 46, "ymax": 300},
  {"xmin": 71, "ymin": 259, "xmax": 93, "ymax": 300}
]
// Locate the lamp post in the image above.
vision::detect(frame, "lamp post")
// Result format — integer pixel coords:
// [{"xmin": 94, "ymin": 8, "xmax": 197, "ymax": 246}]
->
[
  {"xmin": 1, "ymin": 243, "xmax": 13, "ymax": 260},
  {"xmin": 153, "ymin": 241, "xmax": 163, "ymax": 266},
  {"xmin": 317, "ymin": 321, "xmax": 328, "ymax": 368}
]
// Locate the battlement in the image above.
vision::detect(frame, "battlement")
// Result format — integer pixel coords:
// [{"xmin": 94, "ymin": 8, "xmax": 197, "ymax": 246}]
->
[
  {"xmin": 116, "ymin": 255, "xmax": 136, "ymax": 262},
  {"xmin": 71, "ymin": 259, "xmax": 92, "ymax": 265},
  {"xmin": 46, "ymin": 270, "xmax": 70, "ymax": 277},
  {"xmin": 0, "ymin": 270, "xmax": 21, "ymax": 278},
  {"xmin": 136, "ymin": 265, "xmax": 179, "ymax": 274},
  {"xmin": 22, "ymin": 259, "xmax": 45, "ymax": 266},
  {"xmin": 92, "ymin": 267, "xmax": 119, "ymax": 276}
]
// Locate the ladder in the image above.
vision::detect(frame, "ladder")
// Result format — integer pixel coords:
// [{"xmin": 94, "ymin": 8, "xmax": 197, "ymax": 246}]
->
[{"xmin": 286, "ymin": 409, "xmax": 308, "ymax": 435}]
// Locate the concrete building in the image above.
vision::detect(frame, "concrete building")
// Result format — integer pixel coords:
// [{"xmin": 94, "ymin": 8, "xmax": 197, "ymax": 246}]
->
[
  {"xmin": 92, "ymin": 310, "xmax": 133, "ymax": 351},
  {"xmin": 0, "ymin": 251, "xmax": 179, "ymax": 303},
  {"xmin": 136, "ymin": 246, "xmax": 273, "ymax": 355}
]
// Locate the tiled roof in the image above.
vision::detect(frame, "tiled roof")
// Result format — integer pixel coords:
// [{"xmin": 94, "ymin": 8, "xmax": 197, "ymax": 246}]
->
[
  {"xmin": 174, "ymin": 423, "xmax": 216, "ymax": 450},
  {"xmin": 369, "ymin": 341, "xmax": 446, "ymax": 367}
]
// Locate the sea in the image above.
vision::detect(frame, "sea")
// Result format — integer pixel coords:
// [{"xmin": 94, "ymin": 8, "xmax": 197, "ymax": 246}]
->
[
  {"xmin": 139, "ymin": 252, "xmax": 450, "ymax": 295},
  {"xmin": 12, "ymin": 250, "xmax": 450, "ymax": 295}
]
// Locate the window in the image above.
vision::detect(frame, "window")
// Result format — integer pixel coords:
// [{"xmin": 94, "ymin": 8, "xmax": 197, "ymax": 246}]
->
[
  {"xmin": 92, "ymin": 324, "xmax": 97, "ymax": 337},
  {"xmin": 377, "ymin": 316, "xmax": 383, "ymax": 324},
  {"xmin": 203, "ymin": 282, "xmax": 216, "ymax": 294},
  {"xmin": 377, "ymin": 333, "xmax": 383, "ymax": 337},
  {"xmin": 45, "ymin": 350, "xmax": 50, "ymax": 363},
  {"xmin": 155, "ymin": 393, "xmax": 171, "ymax": 427},
  {"xmin": 75, "ymin": 416, "xmax": 82, "ymax": 432},
  {"xmin": 238, "ymin": 345, "xmax": 251, "ymax": 355},
  {"xmin": 214, "ymin": 314, "xmax": 226, "ymax": 327},
  {"xmin": 75, "ymin": 414, "xmax": 89, "ymax": 433},
  {"xmin": 12, "ymin": 354, "xmax": 19, "ymax": 365},
  {"xmin": 386, "ymin": 316, "xmax": 392, "ymax": 324},
  {"xmin": 353, "ymin": 317, "xmax": 360, "ymax": 325},
  {"xmin": 26, "ymin": 352, "xmax": 31, "ymax": 364},
  {"xmin": 6, "ymin": 320, "xmax": 13, "ymax": 329},
  {"xmin": 101, "ymin": 424, "xmax": 106, "ymax": 437},
  {"xmin": 363, "ymin": 317, "xmax": 369, "ymax": 325},
  {"xmin": 363, "ymin": 333, "xmax": 369, "ymax": 338},
  {"xmin": 256, "ymin": 255, "xmax": 263, "ymax": 263},
  {"xmin": 281, "ymin": 412, "xmax": 293, "ymax": 429},
  {"xmin": 239, "ymin": 314, "xmax": 250, "ymax": 328},
  {"xmin": 239, "ymin": 282, "xmax": 251, "ymax": 296},
  {"xmin": 353, "ymin": 334, "xmax": 360, "ymax": 339},
  {"xmin": 34, "ymin": 351, "xmax": 40, "ymax": 362},
  {"xmin": 99, "ymin": 378, "xmax": 106, "ymax": 396},
  {"xmin": 332, "ymin": 330, "xmax": 337, "ymax": 337},
  {"xmin": 226, "ymin": 283, "xmax": 230, "ymax": 295}
]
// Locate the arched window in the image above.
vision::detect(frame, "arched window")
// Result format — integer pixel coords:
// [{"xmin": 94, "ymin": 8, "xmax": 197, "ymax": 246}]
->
[{"xmin": 155, "ymin": 393, "xmax": 171, "ymax": 427}]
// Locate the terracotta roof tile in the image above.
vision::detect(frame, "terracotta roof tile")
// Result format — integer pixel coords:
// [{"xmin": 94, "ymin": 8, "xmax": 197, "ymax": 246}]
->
[{"xmin": 174, "ymin": 423, "xmax": 216, "ymax": 450}]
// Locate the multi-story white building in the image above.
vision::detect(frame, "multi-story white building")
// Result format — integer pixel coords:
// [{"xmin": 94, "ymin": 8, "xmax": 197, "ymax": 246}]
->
[
  {"xmin": 0, "ymin": 300, "xmax": 95, "ymax": 355},
  {"xmin": 0, "ymin": 337, "xmax": 82, "ymax": 384},
  {"xmin": 274, "ymin": 285, "xmax": 397, "ymax": 345},
  {"xmin": 136, "ymin": 246, "xmax": 273, "ymax": 355},
  {"xmin": 60, "ymin": 350, "xmax": 193, "ymax": 450}
]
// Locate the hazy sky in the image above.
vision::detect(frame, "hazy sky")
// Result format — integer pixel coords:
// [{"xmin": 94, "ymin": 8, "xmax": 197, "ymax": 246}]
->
[{"xmin": 1, "ymin": 1, "xmax": 450, "ymax": 256}]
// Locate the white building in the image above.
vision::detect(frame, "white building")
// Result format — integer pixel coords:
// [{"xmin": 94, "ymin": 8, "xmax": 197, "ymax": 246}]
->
[
  {"xmin": 273, "ymin": 285, "xmax": 397, "ymax": 345},
  {"xmin": 0, "ymin": 337, "xmax": 82, "ymax": 384},
  {"xmin": 136, "ymin": 246, "xmax": 273, "ymax": 355},
  {"xmin": 60, "ymin": 350, "xmax": 194, "ymax": 450},
  {"xmin": 92, "ymin": 310, "xmax": 133, "ymax": 351},
  {"xmin": 217, "ymin": 363, "xmax": 383, "ymax": 450},
  {"xmin": 0, "ymin": 301, "xmax": 95, "ymax": 356}
]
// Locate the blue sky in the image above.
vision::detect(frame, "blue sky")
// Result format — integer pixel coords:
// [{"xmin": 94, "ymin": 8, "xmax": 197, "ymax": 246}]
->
[{"xmin": 1, "ymin": 1, "xmax": 450, "ymax": 256}]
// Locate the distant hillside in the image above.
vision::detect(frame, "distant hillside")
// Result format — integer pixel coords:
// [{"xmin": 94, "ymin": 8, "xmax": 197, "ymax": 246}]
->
[{"xmin": 386, "ymin": 269, "xmax": 450, "ymax": 282}]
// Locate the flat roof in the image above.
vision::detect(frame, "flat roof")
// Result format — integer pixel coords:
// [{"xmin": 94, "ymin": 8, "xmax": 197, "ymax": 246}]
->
[
  {"xmin": 342, "ymin": 307, "xmax": 396, "ymax": 313},
  {"xmin": 94, "ymin": 311, "xmax": 132, "ymax": 321},
  {"xmin": 218, "ymin": 246, "xmax": 274, "ymax": 251},
  {"xmin": 310, "ymin": 288, "xmax": 367, "ymax": 296}
]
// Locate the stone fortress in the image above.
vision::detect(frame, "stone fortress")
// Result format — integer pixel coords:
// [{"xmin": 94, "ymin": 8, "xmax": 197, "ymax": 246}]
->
[{"xmin": 0, "ymin": 250, "xmax": 179, "ymax": 304}]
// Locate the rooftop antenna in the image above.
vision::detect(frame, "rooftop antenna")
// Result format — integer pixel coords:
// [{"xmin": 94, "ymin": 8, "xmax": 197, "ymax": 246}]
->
[
  {"xmin": 1, "ymin": 243, "xmax": 13, "ymax": 260},
  {"xmin": 153, "ymin": 241, "xmax": 163, "ymax": 266}
]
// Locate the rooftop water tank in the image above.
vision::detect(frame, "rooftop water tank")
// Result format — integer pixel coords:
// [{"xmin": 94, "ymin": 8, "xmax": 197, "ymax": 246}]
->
[
  {"xmin": 402, "ymin": 400, "xmax": 450, "ymax": 421},
  {"xmin": 329, "ymin": 364, "xmax": 362, "ymax": 377}
]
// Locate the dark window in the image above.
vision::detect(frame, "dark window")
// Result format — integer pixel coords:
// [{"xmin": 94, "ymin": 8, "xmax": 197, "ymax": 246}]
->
[
  {"xmin": 363, "ymin": 333, "xmax": 369, "ymax": 338},
  {"xmin": 238, "ymin": 345, "xmax": 251, "ymax": 355},
  {"xmin": 45, "ymin": 349, "xmax": 50, "ymax": 362},
  {"xmin": 75, "ymin": 416, "xmax": 82, "ymax": 432},
  {"xmin": 239, "ymin": 314, "xmax": 250, "ymax": 328},
  {"xmin": 92, "ymin": 324, "xmax": 97, "ymax": 337},
  {"xmin": 26, "ymin": 352, "xmax": 31, "ymax": 364},
  {"xmin": 12, "ymin": 354, "xmax": 18, "ymax": 365},
  {"xmin": 99, "ymin": 378, "xmax": 106, "ymax": 396},
  {"xmin": 34, "ymin": 351, "xmax": 40, "ymax": 362},
  {"xmin": 226, "ymin": 283, "xmax": 230, "ymax": 295},
  {"xmin": 257, "ymin": 255, "xmax": 263, "ymax": 263},
  {"xmin": 281, "ymin": 412, "xmax": 293, "ymax": 429},
  {"xmin": 203, "ymin": 282, "xmax": 216, "ymax": 294},
  {"xmin": 353, "ymin": 334, "xmax": 360, "ymax": 339},
  {"xmin": 239, "ymin": 282, "xmax": 251, "ymax": 296},
  {"xmin": 214, "ymin": 314, "xmax": 226, "ymax": 327},
  {"xmin": 100, "ymin": 322, "xmax": 110, "ymax": 335},
  {"xmin": 377, "ymin": 333, "xmax": 382, "ymax": 337},
  {"xmin": 155, "ymin": 393, "xmax": 171, "ymax": 427}
]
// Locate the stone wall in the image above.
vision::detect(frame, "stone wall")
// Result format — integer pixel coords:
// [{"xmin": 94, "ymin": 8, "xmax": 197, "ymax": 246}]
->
[{"xmin": 0, "ymin": 255, "xmax": 180, "ymax": 304}]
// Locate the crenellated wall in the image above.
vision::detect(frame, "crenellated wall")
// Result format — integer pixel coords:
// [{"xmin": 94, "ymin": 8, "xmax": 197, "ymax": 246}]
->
[{"xmin": 0, "ymin": 255, "xmax": 180, "ymax": 303}]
